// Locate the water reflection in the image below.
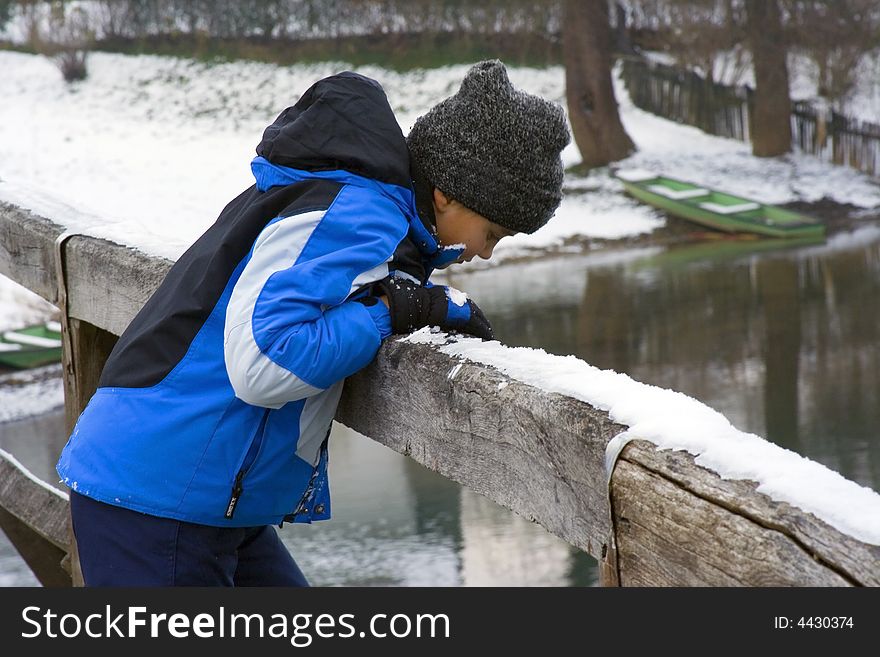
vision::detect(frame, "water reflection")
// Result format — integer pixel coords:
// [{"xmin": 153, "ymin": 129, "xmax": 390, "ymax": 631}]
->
[
  {"xmin": 0, "ymin": 408, "xmax": 67, "ymax": 490},
  {"xmin": 451, "ymin": 226, "xmax": 880, "ymax": 492}
]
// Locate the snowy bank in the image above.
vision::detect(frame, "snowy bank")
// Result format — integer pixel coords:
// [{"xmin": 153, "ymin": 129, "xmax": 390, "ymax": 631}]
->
[
  {"xmin": 1, "ymin": 50, "xmax": 878, "ymax": 266},
  {"xmin": 3, "ymin": 49, "xmax": 879, "ymax": 315}
]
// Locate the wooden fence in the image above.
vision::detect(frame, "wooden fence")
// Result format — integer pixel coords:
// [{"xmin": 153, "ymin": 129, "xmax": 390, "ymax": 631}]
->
[
  {"xmin": 792, "ymin": 101, "xmax": 880, "ymax": 178},
  {"xmin": 1, "ymin": 199, "xmax": 879, "ymax": 587},
  {"xmin": 621, "ymin": 57, "xmax": 880, "ymax": 178},
  {"xmin": 621, "ymin": 57, "xmax": 752, "ymax": 141}
]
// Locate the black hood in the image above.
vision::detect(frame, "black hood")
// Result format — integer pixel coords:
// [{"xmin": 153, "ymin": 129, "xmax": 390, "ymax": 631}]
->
[{"xmin": 256, "ymin": 72, "xmax": 412, "ymax": 189}]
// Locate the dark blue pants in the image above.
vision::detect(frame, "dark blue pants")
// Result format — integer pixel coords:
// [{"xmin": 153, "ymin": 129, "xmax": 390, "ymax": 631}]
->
[{"xmin": 70, "ymin": 491, "xmax": 309, "ymax": 587}]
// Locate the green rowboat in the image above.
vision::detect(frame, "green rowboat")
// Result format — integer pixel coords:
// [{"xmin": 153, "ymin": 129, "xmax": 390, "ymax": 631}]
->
[
  {"xmin": 0, "ymin": 321, "xmax": 63, "ymax": 369},
  {"xmin": 615, "ymin": 169, "xmax": 826, "ymax": 239}
]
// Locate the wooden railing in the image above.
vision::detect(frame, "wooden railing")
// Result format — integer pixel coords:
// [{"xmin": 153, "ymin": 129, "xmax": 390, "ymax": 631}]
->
[{"xmin": 1, "ymin": 199, "xmax": 878, "ymax": 586}]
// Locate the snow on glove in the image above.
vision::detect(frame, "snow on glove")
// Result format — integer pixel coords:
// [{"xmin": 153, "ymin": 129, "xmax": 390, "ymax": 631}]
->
[{"xmin": 373, "ymin": 276, "xmax": 494, "ymax": 341}]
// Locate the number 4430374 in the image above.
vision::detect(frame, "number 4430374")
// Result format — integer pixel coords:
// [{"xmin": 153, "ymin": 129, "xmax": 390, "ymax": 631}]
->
[{"xmin": 774, "ymin": 617, "xmax": 854, "ymax": 629}]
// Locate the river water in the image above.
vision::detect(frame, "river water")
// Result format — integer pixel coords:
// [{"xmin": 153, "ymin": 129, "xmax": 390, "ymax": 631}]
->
[
  {"xmin": 451, "ymin": 225, "xmax": 880, "ymax": 491},
  {"xmin": 2, "ymin": 224, "xmax": 878, "ymax": 586}
]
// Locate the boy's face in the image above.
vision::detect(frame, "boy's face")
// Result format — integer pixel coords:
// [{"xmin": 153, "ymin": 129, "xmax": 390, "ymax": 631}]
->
[{"xmin": 432, "ymin": 189, "xmax": 516, "ymax": 264}]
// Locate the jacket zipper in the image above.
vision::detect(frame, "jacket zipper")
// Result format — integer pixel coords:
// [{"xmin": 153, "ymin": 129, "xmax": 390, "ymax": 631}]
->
[
  {"xmin": 225, "ymin": 410, "xmax": 270, "ymax": 519},
  {"xmin": 290, "ymin": 428, "xmax": 331, "ymax": 518}
]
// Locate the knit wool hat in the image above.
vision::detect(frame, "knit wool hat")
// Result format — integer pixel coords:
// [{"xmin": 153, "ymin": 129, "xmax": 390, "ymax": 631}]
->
[{"xmin": 407, "ymin": 60, "xmax": 570, "ymax": 234}]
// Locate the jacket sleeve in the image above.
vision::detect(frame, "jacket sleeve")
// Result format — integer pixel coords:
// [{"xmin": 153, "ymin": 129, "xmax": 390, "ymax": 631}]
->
[{"xmin": 224, "ymin": 187, "xmax": 403, "ymax": 408}]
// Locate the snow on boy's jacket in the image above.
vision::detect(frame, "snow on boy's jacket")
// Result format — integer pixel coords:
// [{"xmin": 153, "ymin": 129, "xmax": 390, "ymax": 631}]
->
[{"xmin": 56, "ymin": 72, "xmax": 450, "ymax": 527}]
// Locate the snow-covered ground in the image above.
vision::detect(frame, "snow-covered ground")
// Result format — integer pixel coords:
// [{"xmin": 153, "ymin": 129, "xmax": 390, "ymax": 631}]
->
[
  {"xmin": 0, "ymin": 275, "xmax": 56, "ymax": 332},
  {"xmin": 0, "ymin": 365, "xmax": 64, "ymax": 423},
  {"xmin": 2, "ymin": 49, "xmax": 879, "ymax": 327},
  {"xmin": 0, "ymin": 52, "xmax": 664, "ymax": 262}
]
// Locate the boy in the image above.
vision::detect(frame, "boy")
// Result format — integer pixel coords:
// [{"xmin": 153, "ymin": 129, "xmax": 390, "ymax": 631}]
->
[{"xmin": 56, "ymin": 59, "xmax": 570, "ymax": 586}]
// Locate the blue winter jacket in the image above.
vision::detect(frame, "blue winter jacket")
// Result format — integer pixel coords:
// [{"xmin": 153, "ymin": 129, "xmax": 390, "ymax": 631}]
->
[{"xmin": 56, "ymin": 72, "xmax": 461, "ymax": 527}]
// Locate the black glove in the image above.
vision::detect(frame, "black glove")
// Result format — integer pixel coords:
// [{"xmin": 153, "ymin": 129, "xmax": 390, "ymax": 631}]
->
[{"xmin": 372, "ymin": 276, "xmax": 494, "ymax": 341}]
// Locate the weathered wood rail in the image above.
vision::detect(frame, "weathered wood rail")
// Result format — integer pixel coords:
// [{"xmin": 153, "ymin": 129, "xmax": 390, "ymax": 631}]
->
[{"xmin": 2, "ymin": 199, "xmax": 879, "ymax": 586}]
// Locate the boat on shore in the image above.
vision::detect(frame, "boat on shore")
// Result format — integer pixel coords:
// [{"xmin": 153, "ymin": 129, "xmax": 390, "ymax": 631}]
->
[
  {"xmin": 0, "ymin": 321, "xmax": 63, "ymax": 369},
  {"xmin": 615, "ymin": 169, "xmax": 826, "ymax": 239}
]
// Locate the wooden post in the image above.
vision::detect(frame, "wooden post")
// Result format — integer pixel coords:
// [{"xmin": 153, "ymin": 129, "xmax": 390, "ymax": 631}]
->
[
  {"xmin": 59, "ymin": 319, "xmax": 116, "ymax": 587},
  {"xmin": 599, "ymin": 485, "xmax": 622, "ymax": 587},
  {"xmin": 60, "ymin": 318, "xmax": 117, "ymax": 436},
  {"xmin": 56, "ymin": 234, "xmax": 118, "ymax": 587},
  {"xmin": 599, "ymin": 440, "xmax": 623, "ymax": 587},
  {"xmin": 815, "ymin": 107, "xmax": 828, "ymax": 153}
]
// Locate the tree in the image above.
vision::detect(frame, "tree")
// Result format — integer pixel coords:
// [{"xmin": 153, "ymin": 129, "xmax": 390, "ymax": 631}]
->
[
  {"xmin": 0, "ymin": 0, "xmax": 13, "ymax": 34},
  {"xmin": 784, "ymin": 0, "xmax": 880, "ymax": 105},
  {"xmin": 628, "ymin": 0, "xmax": 749, "ymax": 85},
  {"xmin": 744, "ymin": 0, "xmax": 792, "ymax": 156},
  {"xmin": 46, "ymin": 1, "xmax": 93, "ymax": 82},
  {"xmin": 563, "ymin": 0, "xmax": 635, "ymax": 169}
]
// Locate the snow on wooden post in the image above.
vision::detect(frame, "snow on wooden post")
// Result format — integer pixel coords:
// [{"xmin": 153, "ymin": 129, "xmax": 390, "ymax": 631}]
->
[{"xmin": 1, "ymin": 199, "xmax": 879, "ymax": 587}]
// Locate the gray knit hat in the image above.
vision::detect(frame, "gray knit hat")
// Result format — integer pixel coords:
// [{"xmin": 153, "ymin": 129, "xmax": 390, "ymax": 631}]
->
[{"xmin": 407, "ymin": 60, "xmax": 570, "ymax": 234}]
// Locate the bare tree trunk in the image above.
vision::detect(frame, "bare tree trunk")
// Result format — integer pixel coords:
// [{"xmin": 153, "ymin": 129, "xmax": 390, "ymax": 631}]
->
[
  {"xmin": 745, "ymin": 0, "xmax": 791, "ymax": 157},
  {"xmin": 816, "ymin": 51, "xmax": 830, "ymax": 97},
  {"xmin": 563, "ymin": 0, "xmax": 635, "ymax": 169}
]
